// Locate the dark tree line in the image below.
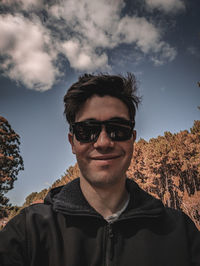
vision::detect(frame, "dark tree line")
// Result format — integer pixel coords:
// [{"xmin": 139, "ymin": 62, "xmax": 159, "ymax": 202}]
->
[{"xmin": 0, "ymin": 116, "xmax": 24, "ymax": 217}]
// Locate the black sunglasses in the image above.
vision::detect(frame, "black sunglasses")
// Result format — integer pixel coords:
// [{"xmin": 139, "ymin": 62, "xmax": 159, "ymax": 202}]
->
[{"xmin": 71, "ymin": 118, "xmax": 135, "ymax": 143}]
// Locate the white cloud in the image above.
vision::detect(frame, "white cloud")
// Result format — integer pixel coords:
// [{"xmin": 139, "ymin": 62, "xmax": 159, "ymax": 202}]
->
[
  {"xmin": 49, "ymin": 0, "xmax": 124, "ymax": 49},
  {"xmin": 151, "ymin": 42, "xmax": 177, "ymax": 65},
  {"xmin": 0, "ymin": 14, "xmax": 58, "ymax": 91},
  {"xmin": 51, "ymin": 0, "xmax": 176, "ymax": 67},
  {"xmin": 20, "ymin": 0, "xmax": 44, "ymax": 10},
  {"xmin": 0, "ymin": 0, "xmax": 178, "ymax": 90},
  {"xmin": 117, "ymin": 16, "xmax": 160, "ymax": 53},
  {"xmin": 145, "ymin": 0, "xmax": 185, "ymax": 13},
  {"xmin": 62, "ymin": 39, "xmax": 109, "ymax": 71},
  {"xmin": 1, "ymin": 0, "xmax": 44, "ymax": 10}
]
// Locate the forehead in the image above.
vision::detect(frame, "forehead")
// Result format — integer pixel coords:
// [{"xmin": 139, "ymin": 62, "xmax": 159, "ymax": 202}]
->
[{"xmin": 75, "ymin": 95, "xmax": 130, "ymax": 122}]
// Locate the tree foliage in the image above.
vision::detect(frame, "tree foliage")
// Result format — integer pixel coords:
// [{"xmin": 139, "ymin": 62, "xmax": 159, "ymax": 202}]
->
[
  {"xmin": 127, "ymin": 121, "xmax": 200, "ymax": 229},
  {"xmin": 190, "ymin": 120, "xmax": 200, "ymax": 134},
  {"xmin": 0, "ymin": 116, "xmax": 24, "ymax": 211}
]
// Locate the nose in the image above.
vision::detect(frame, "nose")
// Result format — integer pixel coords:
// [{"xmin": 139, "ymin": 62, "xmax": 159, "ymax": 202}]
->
[{"xmin": 93, "ymin": 126, "xmax": 114, "ymax": 149}]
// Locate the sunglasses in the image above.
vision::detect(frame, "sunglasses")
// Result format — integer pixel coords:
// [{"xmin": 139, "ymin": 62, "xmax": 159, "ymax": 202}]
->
[{"xmin": 71, "ymin": 118, "xmax": 135, "ymax": 143}]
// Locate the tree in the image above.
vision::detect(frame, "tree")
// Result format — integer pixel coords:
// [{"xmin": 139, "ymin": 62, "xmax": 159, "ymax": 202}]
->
[
  {"xmin": 127, "ymin": 121, "xmax": 200, "ymax": 229},
  {"xmin": 0, "ymin": 116, "xmax": 24, "ymax": 213},
  {"xmin": 24, "ymin": 192, "xmax": 38, "ymax": 206},
  {"xmin": 190, "ymin": 120, "xmax": 200, "ymax": 134}
]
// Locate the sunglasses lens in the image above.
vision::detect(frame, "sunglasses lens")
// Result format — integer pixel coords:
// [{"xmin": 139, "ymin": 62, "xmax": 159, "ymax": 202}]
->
[
  {"xmin": 106, "ymin": 124, "xmax": 132, "ymax": 141},
  {"xmin": 72, "ymin": 119, "xmax": 133, "ymax": 142},
  {"xmin": 74, "ymin": 123, "xmax": 100, "ymax": 142}
]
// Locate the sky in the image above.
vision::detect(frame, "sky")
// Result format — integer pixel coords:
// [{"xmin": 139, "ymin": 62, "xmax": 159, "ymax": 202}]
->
[{"xmin": 0, "ymin": 0, "xmax": 200, "ymax": 206}]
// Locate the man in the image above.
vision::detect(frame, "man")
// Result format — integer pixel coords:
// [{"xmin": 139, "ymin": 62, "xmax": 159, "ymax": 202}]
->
[{"xmin": 0, "ymin": 73, "xmax": 200, "ymax": 265}]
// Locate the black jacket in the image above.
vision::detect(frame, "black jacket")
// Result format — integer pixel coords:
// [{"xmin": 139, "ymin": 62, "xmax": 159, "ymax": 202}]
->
[{"xmin": 0, "ymin": 178, "xmax": 200, "ymax": 266}]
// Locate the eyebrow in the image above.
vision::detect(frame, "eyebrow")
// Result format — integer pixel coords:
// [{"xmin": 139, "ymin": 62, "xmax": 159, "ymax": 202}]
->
[{"xmin": 79, "ymin": 117, "xmax": 131, "ymax": 123}]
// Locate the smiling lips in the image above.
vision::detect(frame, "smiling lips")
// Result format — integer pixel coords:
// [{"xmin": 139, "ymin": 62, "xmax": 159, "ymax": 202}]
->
[{"xmin": 91, "ymin": 155, "xmax": 121, "ymax": 160}]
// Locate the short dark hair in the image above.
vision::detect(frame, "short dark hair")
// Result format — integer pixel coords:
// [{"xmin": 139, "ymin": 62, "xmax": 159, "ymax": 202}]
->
[{"xmin": 64, "ymin": 73, "xmax": 141, "ymax": 127}]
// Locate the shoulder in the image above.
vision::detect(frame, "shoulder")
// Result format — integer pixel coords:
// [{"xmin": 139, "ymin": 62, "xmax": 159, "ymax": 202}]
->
[
  {"xmin": 23, "ymin": 202, "xmax": 56, "ymax": 226},
  {"xmin": 2, "ymin": 203, "xmax": 54, "ymax": 233},
  {"xmin": 164, "ymin": 206, "xmax": 199, "ymax": 232},
  {"xmin": 127, "ymin": 179, "xmax": 199, "ymax": 234}
]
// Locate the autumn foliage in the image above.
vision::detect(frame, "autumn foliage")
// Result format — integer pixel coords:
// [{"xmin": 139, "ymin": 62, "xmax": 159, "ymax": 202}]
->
[{"xmin": 127, "ymin": 120, "xmax": 200, "ymax": 229}]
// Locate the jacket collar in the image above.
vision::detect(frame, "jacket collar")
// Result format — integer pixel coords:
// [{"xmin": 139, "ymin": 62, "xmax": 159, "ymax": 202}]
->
[
  {"xmin": 44, "ymin": 178, "xmax": 164, "ymax": 219},
  {"xmin": 123, "ymin": 178, "xmax": 164, "ymax": 219}
]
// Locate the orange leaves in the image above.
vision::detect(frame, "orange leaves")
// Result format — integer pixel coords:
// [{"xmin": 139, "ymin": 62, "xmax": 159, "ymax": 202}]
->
[{"xmin": 128, "ymin": 120, "xmax": 200, "ymax": 230}]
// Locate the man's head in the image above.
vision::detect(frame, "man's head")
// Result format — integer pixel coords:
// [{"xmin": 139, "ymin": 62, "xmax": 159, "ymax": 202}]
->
[
  {"xmin": 64, "ymin": 73, "xmax": 140, "ymax": 126},
  {"xmin": 64, "ymin": 73, "xmax": 140, "ymax": 189}
]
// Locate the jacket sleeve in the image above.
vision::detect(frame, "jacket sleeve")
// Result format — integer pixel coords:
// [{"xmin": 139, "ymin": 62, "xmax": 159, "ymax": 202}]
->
[
  {"xmin": 0, "ymin": 209, "xmax": 29, "ymax": 266},
  {"xmin": 184, "ymin": 213, "xmax": 200, "ymax": 265}
]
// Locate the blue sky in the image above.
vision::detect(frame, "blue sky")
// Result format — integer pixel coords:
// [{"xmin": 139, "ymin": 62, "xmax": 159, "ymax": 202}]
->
[{"xmin": 0, "ymin": 0, "xmax": 200, "ymax": 205}]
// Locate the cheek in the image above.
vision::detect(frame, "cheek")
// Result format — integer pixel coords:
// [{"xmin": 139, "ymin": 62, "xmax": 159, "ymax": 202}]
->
[
  {"xmin": 73, "ymin": 141, "xmax": 91, "ymax": 158},
  {"xmin": 124, "ymin": 140, "xmax": 134, "ymax": 152},
  {"xmin": 124, "ymin": 142, "xmax": 134, "ymax": 160}
]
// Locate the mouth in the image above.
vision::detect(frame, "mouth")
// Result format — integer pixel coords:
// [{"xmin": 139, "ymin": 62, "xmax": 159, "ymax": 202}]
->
[{"xmin": 91, "ymin": 155, "xmax": 121, "ymax": 160}]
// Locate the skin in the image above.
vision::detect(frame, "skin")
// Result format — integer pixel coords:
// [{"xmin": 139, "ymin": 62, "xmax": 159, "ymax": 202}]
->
[{"xmin": 68, "ymin": 95, "xmax": 136, "ymax": 218}]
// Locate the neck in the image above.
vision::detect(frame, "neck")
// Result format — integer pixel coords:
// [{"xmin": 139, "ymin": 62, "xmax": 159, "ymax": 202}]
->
[{"xmin": 80, "ymin": 176, "xmax": 129, "ymax": 218}]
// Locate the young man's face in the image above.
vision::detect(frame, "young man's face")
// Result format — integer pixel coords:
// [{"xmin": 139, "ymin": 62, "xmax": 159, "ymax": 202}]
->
[{"xmin": 68, "ymin": 95, "xmax": 136, "ymax": 189}]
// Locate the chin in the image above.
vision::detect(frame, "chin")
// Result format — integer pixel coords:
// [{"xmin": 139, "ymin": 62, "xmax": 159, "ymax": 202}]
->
[{"xmin": 83, "ymin": 171, "xmax": 124, "ymax": 188}]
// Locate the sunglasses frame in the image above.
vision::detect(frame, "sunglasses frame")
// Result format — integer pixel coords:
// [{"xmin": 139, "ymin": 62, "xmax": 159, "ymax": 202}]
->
[{"xmin": 71, "ymin": 118, "xmax": 135, "ymax": 143}]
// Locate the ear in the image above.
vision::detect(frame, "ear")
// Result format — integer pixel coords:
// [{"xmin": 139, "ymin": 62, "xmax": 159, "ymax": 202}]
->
[
  {"xmin": 68, "ymin": 133, "xmax": 76, "ymax": 154},
  {"xmin": 132, "ymin": 130, "xmax": 136, "ymax": 142}
]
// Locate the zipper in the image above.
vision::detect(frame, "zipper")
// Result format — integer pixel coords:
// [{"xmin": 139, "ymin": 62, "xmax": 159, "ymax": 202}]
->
[{"xmin": 105, "ymin": 223, "xmax": 114, "ymax": 266}]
